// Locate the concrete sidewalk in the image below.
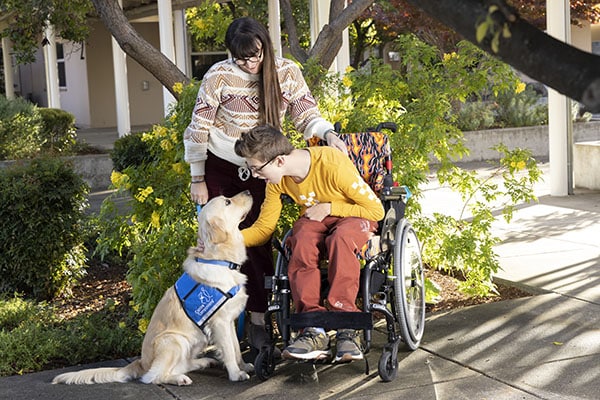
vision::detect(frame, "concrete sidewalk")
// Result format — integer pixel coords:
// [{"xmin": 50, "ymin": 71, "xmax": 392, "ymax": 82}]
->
[{"xmin": 2, "ymin": 131, "xmax": 600, "ymax": 399}]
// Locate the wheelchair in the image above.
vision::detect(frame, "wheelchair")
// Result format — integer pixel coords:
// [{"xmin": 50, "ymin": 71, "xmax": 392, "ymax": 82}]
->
[{"xmin": 254, "ymin": 123, "xmax": 425, "ymax": 382}]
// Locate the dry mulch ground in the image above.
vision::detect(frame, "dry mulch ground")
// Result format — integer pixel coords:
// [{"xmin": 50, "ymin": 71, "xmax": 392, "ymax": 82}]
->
[
  {"xmin": 53, "ymin": 261, "xmax": 133, "ymax": 321},
  {"xmin": 54, "ymin": 261, "xmax": 532, "ymax": 320},
  {"xmin": 425, "ymin": 269, "xmax": 532, "ymax": 313}
]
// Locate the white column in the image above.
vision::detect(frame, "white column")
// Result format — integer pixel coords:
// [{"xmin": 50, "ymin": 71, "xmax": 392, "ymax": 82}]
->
[
  {"xmin": 112, "ymin": 0, "xmax": 131, "ymax": 137},
  {"xmin": 268, "ymin": 0, "xmax": 282, "ymax": 56},
  {"xmin": 173, "ymin": 9, "xmax": 188, "ymax": 75},
  {"xmin": 42, "ymin": 25, "xmax": 61, "ymax": 108},
  {"xmin": 547, "ymin": 0, "xmax": 573, "ymax": 196},
  {"xmin": 2, "ymin": 37, "xmax": 15, "ymax": 100},
  {"xmin": 158, "ymin": 0, "xmax": 176, "ymax": 115}
]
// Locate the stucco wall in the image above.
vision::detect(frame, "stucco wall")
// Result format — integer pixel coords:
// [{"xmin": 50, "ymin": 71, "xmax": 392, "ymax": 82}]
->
[
  {"xmin": 461, "ymin": 121, "xmax": 600, "ymax": 163},
  {"xmin": 86, "ymin": 20, "xmax": 163, "ymax": 128}
]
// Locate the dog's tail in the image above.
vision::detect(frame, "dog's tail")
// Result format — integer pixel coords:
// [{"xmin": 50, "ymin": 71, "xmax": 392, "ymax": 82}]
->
[{"xmin": 51, "ymin": 359, "xmax": 144, "ymax": 385}]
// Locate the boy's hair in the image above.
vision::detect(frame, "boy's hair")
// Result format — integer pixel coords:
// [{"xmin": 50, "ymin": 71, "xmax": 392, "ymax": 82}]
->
[{"xmin": 235, "ymin": 125, "xmax": 295, "ymax": 162}]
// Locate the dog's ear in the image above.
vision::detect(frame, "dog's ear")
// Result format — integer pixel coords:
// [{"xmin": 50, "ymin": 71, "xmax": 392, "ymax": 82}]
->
[{"xmin": 200, "ymin": 216, "xmax": 229, "ymax": 244}]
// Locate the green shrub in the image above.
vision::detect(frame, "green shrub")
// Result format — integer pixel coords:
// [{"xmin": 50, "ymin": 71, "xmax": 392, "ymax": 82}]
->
[
  {"xmin": 415, "ymin": 145, "xmax": 541, "ymax": 296},
  {"xmin": 38, "ymin": 108, "xmax": 78, "ymax": 154},
  {"xmin": 455, "ymin": 101, "xmax": 497, "ymax": 131},
  {"xmin": 495, "ymin": 86, "xmax": 548, "ymax": 128},
  {"xmin": 0, "ymin": 157, "xmax": 89, "ymax": 300},
  {"xmin": 0, "ymin": 295, "xmax": 142, "ymax": 376},
  {"xmin": 0, "ymin": 95, "xmax": 44, "ymax": 160},
  {"xmin": 308, "ymin": 35, "xmax": 541, "ymax": 297},
  {"xmin": 110, "ymin": 131, "xmax": 154, "ymax": 172},
  {"xmin": 97, "ymin": 83, "xmax": 199, "ymax": 321}
]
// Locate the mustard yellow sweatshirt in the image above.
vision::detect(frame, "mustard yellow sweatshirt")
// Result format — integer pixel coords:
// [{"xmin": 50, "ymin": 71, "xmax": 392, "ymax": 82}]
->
[{"xmin": 242, "ymin": 146, "xmax": 385, "ymax": 247}]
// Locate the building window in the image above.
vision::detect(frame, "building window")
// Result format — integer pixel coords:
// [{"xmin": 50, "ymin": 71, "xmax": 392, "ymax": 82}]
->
[
  {"xmin": 56, "ymin": 43, "xmax": 66, "ymax": 88},
  {"xmin": 191, "ymin": 51, "xmax": 228, "ymax": 80}
]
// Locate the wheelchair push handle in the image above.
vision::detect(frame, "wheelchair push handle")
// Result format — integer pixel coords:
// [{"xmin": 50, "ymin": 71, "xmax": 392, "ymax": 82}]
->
[{"xmin": 374, "ymin": 122, "xmax": 397, "ymax": 133}]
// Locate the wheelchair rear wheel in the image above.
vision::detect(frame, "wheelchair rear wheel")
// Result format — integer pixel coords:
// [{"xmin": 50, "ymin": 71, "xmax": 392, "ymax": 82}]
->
[{"xmin": 392, "ymin": 219, "xmax": 425, "ymax": 350}]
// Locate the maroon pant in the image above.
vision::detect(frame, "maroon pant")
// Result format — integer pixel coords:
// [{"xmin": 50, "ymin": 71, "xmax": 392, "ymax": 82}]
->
[
  {"xmin": 286, "ymin": 216, "xmax": 378, "ymax": 313},
  {"xmin": 205, "ymin": 152, "xmax": 273, "ymax": 313}
]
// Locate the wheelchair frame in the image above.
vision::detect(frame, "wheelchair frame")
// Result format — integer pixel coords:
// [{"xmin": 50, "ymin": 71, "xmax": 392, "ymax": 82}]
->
[{"xmin": 254, "ymin": 125, "xmax": 425, "ymax": 382}]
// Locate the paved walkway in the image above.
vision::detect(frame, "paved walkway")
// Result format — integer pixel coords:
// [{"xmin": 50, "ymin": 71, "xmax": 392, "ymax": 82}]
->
[{"xmin": 1, "ymin": 129, "xmax": 599, "ymax": 399}]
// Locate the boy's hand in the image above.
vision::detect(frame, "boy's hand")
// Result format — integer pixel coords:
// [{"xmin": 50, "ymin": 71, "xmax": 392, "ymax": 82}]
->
[{"xmin": 304, "ymin": 203, "xmax": 331, "ymax": 222}]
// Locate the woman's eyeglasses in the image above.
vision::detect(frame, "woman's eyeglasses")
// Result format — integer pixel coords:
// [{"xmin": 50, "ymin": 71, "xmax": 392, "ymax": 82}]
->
[{"xmin": 234, "ymin": 48, "xmax": 263, "ymax": 66}]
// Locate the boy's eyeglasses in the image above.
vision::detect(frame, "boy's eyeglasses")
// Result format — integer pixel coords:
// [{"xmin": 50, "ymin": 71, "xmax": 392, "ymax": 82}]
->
[
  {"xmin": 234, "ymin": 48, "xmax": 263, "ymax": 66},
  {"xmin": 247, "ymin": 154, "xmax": 278, "ymax": 174}
]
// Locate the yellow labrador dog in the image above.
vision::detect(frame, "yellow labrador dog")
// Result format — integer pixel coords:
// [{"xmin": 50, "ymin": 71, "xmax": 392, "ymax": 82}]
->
[{"xmin": 53, "ymin": 191, "xmax": 253, "ymax": 385}]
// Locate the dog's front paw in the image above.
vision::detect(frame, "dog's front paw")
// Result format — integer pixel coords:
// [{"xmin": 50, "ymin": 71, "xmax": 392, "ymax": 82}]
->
[
  {"xmin": 240, "ymin": 362, "xmax": 254, "ymax": 373},
  {"xmin": 176, "ymin": 374, "xmax": 193, "ymax": 386},
  {"xmin": 228, "ymin": 370, "xmax": 250, "ymax": 382}
]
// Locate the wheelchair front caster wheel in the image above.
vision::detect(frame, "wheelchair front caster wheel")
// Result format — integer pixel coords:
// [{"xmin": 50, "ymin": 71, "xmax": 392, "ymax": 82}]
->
[
  {"xmin": 378, "ymin": 350, "xmax": 398, "ymax": 382},
  {"xmin": 255, "ymin": 349, "xmax": 276, "ymax": 381}
]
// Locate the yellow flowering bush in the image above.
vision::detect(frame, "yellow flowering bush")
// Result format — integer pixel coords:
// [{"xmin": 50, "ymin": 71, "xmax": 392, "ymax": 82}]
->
[
  {"xmin": 97, "ymin": 80, "xmax": 202, "ymax": 319},
  {"xmin": 134, "ymin": 186, "xmax": 154, "ymax": 203},
  {"xmin": 172, "ymin": 82, "xmax": 184, "ymax": 94},
  {"xmin": 305, "ymin": 34, "xmax": 543, "ymax": 298}
]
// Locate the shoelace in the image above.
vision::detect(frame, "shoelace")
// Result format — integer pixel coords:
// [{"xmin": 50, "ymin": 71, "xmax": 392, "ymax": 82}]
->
[
  {"xmin": 337, "ymin": 331, "xmax": 363, "ymax": 351},
  {"xmin": 336, "ymin": 331, "xmax": 356, "ymax": 341},
  {"xmin": 300, "ymin": 330, "xmax": 321, "ymax": 341}
]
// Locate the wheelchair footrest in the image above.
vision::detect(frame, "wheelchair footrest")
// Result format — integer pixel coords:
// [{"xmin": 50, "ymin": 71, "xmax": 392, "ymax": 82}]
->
[{"xmin": 290, "ymin": 311, "xmax": 373, "ymax": 331}]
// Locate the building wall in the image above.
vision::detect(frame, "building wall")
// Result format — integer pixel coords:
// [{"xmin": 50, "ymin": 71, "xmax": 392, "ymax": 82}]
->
[
  {"xmin": 85, "ymin": 20, "xmax": 163, "ymax": 128},
  {"xmin": 571, "ymin": 21, "xmax": 591, "ymax": 52},
  {"xmin": 128, "ymin": 21, "xmax": 164, "ymax": 126},
  {"xmin": 15, "ymin": 48, "xmax": 46, "ymax": 106}
]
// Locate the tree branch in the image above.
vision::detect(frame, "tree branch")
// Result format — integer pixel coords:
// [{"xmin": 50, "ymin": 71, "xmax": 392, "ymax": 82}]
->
[{"xmin": 405, "ymin": 0, "xmax": 600, "ymax": 112}]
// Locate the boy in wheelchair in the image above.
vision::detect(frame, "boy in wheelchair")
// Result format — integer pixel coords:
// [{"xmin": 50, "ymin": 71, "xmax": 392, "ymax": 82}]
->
[{"xmin": 234, "ymin": 124, "xmax": 384, "ymax": 362}]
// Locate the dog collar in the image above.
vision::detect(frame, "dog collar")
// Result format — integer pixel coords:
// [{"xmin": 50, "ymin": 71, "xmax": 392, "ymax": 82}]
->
[{"xmin": 195, "ymin": 257, "xmax": 241, "ymax": 270}]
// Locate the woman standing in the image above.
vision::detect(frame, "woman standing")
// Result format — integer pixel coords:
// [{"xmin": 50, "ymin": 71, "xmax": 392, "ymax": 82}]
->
[{"xmin": 184, "ymin": 16, "xmax": 347, "ymax": 353}]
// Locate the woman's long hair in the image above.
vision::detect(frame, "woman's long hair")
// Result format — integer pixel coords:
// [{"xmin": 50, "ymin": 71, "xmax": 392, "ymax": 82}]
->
[{"xmin": 225, "ymin": 17, "xmax": 282, "ymax": 130}]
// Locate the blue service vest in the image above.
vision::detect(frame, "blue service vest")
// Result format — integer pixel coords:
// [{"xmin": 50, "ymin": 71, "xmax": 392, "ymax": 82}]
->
[{"xmin": 175, "ymin": 272, "xmax": 242, "ymax": 330}]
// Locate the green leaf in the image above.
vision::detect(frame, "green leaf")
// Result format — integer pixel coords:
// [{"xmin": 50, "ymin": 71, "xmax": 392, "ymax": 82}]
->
[
  {"xmin": 491, "ymin": 32, "xmax": 500, "ymax": 53},
  {"xmin": 476, "ymin": 21, "xmax": 489, "ymax": 43}
]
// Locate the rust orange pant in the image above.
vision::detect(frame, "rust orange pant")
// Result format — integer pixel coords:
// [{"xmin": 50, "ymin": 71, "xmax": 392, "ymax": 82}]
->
[{"xmin": 286, "ymin": 216, "xmax": 378, "ymax": 313}]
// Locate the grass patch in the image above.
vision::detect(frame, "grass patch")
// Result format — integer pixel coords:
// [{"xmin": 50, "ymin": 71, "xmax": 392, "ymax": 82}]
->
[{"xmin": 0, "ymin": 295, "xmax": 142, "ymax": 376}]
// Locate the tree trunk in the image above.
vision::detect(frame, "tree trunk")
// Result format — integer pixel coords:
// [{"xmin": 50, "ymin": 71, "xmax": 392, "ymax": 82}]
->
[
  {"xmin": 90, "ymin": 0, "xmax": 189, "ymax": 100},
  {"xmin": 405, "ymin": 0, "xmax": 600, "ymax": 112}
]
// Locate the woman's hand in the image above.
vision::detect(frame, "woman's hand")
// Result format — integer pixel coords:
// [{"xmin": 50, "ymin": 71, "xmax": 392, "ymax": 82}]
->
[
  {"xmin": 190, "ymin": 181, "xmax": 209, "ymax": 205},
  {"xmin": 326, "ymin": 132, "xmax": 348, "ymax": 156}
]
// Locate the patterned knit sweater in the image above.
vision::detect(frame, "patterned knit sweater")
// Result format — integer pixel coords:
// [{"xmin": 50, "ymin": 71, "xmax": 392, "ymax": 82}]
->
[
  {"xmin": 242, "ymin": 147, "xmax": 385, "ymax": 247},
  {"xmin": 183, "ymin": 57, "xmax": 335, "ymax": 176}
]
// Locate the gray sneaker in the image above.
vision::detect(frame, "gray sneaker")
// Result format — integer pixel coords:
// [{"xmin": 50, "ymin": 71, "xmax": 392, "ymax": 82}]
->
[
  {"xmin": 282, "ymin": 327, "xmax": 331, "ymax": 360},
  {"xmin": 334, "ymin": 329, "xmax": 363, "ymax": 363}
]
